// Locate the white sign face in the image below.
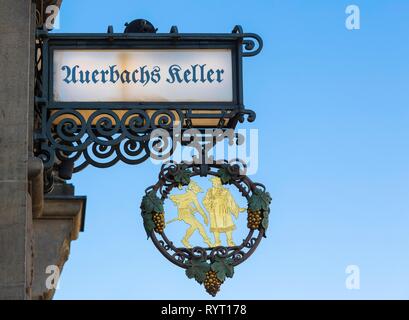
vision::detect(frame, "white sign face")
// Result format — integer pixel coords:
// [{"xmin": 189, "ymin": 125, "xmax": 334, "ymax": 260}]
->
[{"xmin": 52, "ymin": 49, "xmax": 233, "ymax": 103}]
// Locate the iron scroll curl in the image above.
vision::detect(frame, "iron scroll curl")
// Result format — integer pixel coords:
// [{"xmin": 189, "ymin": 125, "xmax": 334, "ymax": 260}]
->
[{"xmin": 232, "ymin": 25, "xmax": 264, "ymax": 57}]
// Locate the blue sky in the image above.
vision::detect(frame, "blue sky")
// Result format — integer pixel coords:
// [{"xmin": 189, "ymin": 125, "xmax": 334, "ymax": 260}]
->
[{"xmin": 53, "ymin": 0, "xmax": 409, "ymax": 299}]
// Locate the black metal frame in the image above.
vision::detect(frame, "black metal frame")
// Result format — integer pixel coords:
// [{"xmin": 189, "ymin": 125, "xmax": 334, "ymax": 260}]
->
[
  {"xmin": 47, "ymin": 39, "xmax": 241, "ymax": 110},
  {"xmin": 34, "ymin": 25, "xmax": 262, "ymax": 182}
]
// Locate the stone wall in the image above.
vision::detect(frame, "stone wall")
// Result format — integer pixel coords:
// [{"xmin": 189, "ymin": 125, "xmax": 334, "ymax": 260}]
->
[
  {"xmin": 0, "ymin": 0, "xmax": 35, "ymax": 300},
  {"xmin": 0, "ymin": 0, "xmax": 85, "ymax": 300}
]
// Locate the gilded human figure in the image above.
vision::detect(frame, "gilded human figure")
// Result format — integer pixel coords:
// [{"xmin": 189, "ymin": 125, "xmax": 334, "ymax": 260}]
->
[
  {"xmin": 202, "ymin": 177, "xmax": 246, "ymax": 246},
  {"xmin": 168, "ymin": 181, "xmax": 213, "ymax": 248}
]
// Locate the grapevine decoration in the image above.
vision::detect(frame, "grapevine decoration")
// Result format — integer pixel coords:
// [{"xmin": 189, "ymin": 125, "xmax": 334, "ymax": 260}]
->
[
  {"xmin": 140, "ymin": 190, "xmax": 164, "ymax": 239},
  {"xmin": 140, "ymin": 162, "xmax": 272, "ymax": 296},
  {"xmin": 248, "ymin": 189, "xmax": 272, "ymax": 233}
]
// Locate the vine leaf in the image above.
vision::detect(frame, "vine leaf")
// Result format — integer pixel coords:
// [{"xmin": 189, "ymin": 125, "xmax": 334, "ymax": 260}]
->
[
  {"xmin": 217, "ymin": 165, "xmax": 232, "ymax": 184},
  {"xmin": 248, "ymin": 189, "xmax": 272, "ymax": 212},
  {"xmin": 141, "ymin": 190, "xmax": 164, "ymax": 214},
  {"xmin": 173, "ymin": 167, "xmax": 191, "ymax": 186},
  {"xmin": 262, "ymin": 213, "xmax": 269, "ymax": 231},
  {"xmin": 185, "ymin": 259, "xmax": 211, "ymax": 284},
  {"xmin": 211, "ymin": 257, "xmax": 234, "ymax": 282},
  {"xmin": 142, "ymin": 211, "xmax": 155, "ymax": 239},
  {"xmin": 140, "ymin": 191, "xmax": 163, "ymax": 239},
  {"xmin": 248, "ymin": 189, "xmax": 272, "ymax": 236}
]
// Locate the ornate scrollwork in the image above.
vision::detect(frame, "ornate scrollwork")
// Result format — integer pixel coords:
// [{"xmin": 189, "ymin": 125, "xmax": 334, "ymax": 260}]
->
[
  {"xmin": 38, "ymin": 109, "xmax": 182, "ymax": 172},
  {"xmin": 36, "ymin": 107, "xmax": 256, "ymax": 176},
  {"xmin": 232, "ymin": 25, "xmax": 264, "ymax": 57}
]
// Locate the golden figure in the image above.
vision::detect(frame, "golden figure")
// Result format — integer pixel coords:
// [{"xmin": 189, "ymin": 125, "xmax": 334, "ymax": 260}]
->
[
  {"xmin": 203, "ymin": 177, "xmax": 246, "ymax": 247},
  {"xmin": 168, "ymin": 181, "xmax": 213, "ymax": 248}
]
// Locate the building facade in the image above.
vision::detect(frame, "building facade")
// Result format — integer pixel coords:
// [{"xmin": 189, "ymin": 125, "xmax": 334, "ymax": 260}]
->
[{"xmin": 0, "ymin": 0, "xmax": 85, "ymax": 300}]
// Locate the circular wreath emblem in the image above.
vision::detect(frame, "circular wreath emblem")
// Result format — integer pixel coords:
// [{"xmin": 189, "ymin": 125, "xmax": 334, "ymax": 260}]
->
[{"xmin": 140, "ymin": 162, "xmax": 271, "ymax": 296}]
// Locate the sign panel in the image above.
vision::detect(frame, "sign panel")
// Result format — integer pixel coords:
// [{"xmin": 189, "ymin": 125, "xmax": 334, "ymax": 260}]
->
[{"xmin": 53, "ymin": 49, "xmax": 233, "ymax": 103}]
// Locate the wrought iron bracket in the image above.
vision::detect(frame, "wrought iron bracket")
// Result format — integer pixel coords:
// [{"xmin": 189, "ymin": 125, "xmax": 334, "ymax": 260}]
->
[{"xmin": 33, "ymin": 24, "xmax": 262, "ymax": 192}]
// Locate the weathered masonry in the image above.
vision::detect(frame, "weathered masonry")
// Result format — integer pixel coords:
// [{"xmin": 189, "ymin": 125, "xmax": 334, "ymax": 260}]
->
[{"xmin": 0, "ymin": 0, "xmax": 85, "ymax": 300}]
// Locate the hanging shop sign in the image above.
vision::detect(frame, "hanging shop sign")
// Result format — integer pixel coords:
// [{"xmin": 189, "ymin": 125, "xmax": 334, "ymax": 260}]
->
[
  {"xmin": 34, "ymin": 25, "xmax": 263, "ymax": 172},
  {"xmin": 41, "ymin": 30, "xmax": 262, "ymax": 111},
  {"xmin": 140, "ymin": 162, "xmax": 271, "ymax": 296},
  {"xmin": 53, "ymin": 49, "xmax": 233, "ymax": 103},
  {"xmin": 34, "ymin": 21, "xmax": 267, "ymax": 297}
]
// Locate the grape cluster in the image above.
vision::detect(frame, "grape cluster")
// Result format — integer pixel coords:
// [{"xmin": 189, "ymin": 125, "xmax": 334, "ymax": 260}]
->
[
  {"xmin": 153, "ymin": 212, "xmax": 165, "ymax": 233},
  {"xmin": 204, "ymin": 270, "xmax": 222, "ymax": 297},
  {"xmin": 247, "ymin": 209, "xmax": 262, "ymax": 230}
]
